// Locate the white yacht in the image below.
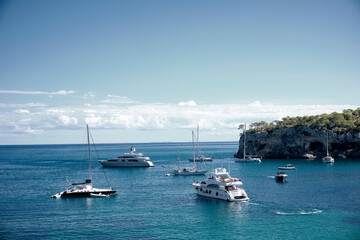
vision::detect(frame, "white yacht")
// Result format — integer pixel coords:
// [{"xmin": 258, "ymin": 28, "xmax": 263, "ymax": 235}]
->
[
  {"xmin": 52, "ymin": 125, "xmax": 116, "ymax": 198},
  {"xmin": 235, "ymin": 123, "xmax": 261, "ymax": 163},
  {"xmin": 192, "ymin": 168, "xmax": 249, "ymax": 202},
  {"xmin": 322, "ymin": 132, "xmax": 334, "ymax": 163},
  {"xmin": 99, "ymin": 146, "xmax": 154, "ymax": 167}
]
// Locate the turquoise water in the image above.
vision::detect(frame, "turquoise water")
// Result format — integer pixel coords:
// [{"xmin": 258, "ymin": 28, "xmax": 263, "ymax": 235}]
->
[{"xmin": 0, "ymin": 142, "xmax": 359, "ymax": 239}]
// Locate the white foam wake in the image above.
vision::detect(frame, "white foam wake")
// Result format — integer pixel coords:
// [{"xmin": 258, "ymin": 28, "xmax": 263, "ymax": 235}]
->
[{"xmin": 275, "ymin": 209, "xmax": 323, "ymax": 215}]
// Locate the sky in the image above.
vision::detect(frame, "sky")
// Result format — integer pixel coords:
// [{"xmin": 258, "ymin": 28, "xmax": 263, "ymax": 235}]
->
[{"xmin": 0, "ymin": 0, "xmax": 359, "ymax": 145}]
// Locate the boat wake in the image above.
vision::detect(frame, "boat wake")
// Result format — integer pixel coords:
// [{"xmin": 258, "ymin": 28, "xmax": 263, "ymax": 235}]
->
[
  {"xmin": 267, "ymin": 176, "xmax": 275, "ymax": 178},
  {"xmin": 275, "ymin": 209, "xmax": 323, "ymax": 215}
]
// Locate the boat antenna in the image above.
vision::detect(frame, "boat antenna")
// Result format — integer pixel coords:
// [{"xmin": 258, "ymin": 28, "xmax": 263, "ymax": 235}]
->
[
  {"xmin": 89, "ymin": 130, "xmax": 111, "ymax": 189},
  {"xmin": 86, "ymin": 125, "xmax": 92, "ymax": 186}
]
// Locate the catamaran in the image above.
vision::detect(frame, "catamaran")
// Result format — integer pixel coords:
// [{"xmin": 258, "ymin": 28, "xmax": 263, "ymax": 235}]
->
[{"xmin": 52, "ymin": 125, "xmax": 116, "ymax": 198}]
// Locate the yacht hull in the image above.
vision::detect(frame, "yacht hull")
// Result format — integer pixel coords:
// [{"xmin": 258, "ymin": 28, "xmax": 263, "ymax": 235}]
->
[
  {"xmin": 57, "ymin": 189, "xmax": 116, "ymax": 198},
  {"xmin": 99, "ymin": 160, "xmax": 154, "ymax": 167},
  {"xmin": 193, "ymin": 184, "xmax": 249, "ymax": 202},
  {"xmin": 173, "ymin": 170, "xmax": 207, "ymax": 175}
]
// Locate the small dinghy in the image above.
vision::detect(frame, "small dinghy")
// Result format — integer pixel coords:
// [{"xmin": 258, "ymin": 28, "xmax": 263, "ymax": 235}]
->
[
  {"xmin": 278, "ymin": 164, "xmax": 297, "ymax": 170},
  {"xmin": 90, "ymin": 193, "xmax": 110, "ymax": 198},
  {"xmin": 275, "ymin": 172, "xmax": 288, "ymax": 182}
]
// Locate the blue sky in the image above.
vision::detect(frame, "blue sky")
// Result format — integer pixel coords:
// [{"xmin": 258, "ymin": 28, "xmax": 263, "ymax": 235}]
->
[{"xmin": 0, "ymin": 0, "xmax": 359, "ymax": 144}]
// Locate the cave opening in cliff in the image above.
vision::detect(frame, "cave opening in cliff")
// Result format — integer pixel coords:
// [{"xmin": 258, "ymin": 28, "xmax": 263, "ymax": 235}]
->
[{"xmin": 309, "ymin": 141, "xmax": 324, "ymax": 152}]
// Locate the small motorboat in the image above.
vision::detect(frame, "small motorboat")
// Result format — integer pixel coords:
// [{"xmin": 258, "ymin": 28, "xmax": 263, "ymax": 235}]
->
[
  {"xmin": 275, "ymin": 172, "xmax": 288, "ymax": 182},
  {"xmin": 278, "ymin": 164, "xmax": 297, "ymax": 170},
  {"xmin": 90, "ymin": 193, "xmax": 110, "ymax": 198}
]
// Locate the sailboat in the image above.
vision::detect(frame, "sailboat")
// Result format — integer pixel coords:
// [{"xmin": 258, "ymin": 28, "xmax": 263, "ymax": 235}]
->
[
  {"xmin": 171, "ymin": 146, "xmax": 207, "ymax": 175},
  {"xmin": 52, "ymin": 125, "xmax": 116, "ymax": 198},
  {"xmin": 235, "ymin": 123, "xmax": 261, "ymax": 163},
  {"xmin": 188, "ymin": 125, "xmax": 213, "ymax": 162},
  {"xmin": 322, "ymin": 131, "xmax": 334, "ymax": 163}
]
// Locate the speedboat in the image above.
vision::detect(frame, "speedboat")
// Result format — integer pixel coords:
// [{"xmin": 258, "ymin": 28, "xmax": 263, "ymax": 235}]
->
[
  {"xmin": 192, "ymin": 168, "xmax": 249, "ymax": 202},
  {"xmin": 275, "ymin": 172, "xmax": 288, "ymax": 182},
  {"xmin": 52, "ymin": 125, "xmax": 116, "ymax": 198},
  {"xmin": 99, "ymin": 146, "xmax": 154, "ymax": 167},
  {"xmin": 278, "ymin": 164, "xmax": 297, "ymax": 170}
]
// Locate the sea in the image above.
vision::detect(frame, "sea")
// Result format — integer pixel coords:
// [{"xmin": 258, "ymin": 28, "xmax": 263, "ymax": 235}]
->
[{"xmin": 0, "ymin": 142, "xmax": 359, "ymax": 239}]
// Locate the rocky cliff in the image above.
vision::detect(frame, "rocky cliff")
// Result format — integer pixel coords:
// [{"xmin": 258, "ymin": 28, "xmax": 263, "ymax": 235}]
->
[{"xmin": 235, "ymin": 126, "xmax": 360, "ymax": 159}]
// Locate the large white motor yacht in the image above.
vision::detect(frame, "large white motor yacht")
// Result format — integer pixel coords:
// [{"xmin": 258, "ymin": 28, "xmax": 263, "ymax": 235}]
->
[
  {"xmin": 99, "ymin": 146, "xmax": 154, "ymax": 167},
  {"xmin": 192, "ymin": 168, "xmax": 249, "ymax": 202}
]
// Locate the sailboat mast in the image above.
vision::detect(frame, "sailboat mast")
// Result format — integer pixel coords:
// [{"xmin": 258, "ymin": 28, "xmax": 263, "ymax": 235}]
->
[
  {"xmin": 192, "ymin": 131, "xmax": 195, "ymax": 166},
  {"xmin": 86, "ymin": 125, "xmax": 92, "ymax": 186},
  {"xmin": 243, "ymin": 123, "xmax": 246, "ymax": 160},
  {"xmin": 326, "ymin": 131, "xmax": 329, "ymax": 156},
  {"xmin": 177, "ymin": 146, "xmax": 180, "ymax": 170},
  {"xmin": 196, "ymin": 125, "xmax": 199, "ymax": 159}
]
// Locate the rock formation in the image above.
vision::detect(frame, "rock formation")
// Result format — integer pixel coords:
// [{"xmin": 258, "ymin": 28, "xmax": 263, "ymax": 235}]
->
[{"xmin": 235, "ymin": 125, "xmax": 360, "ymax": 159}]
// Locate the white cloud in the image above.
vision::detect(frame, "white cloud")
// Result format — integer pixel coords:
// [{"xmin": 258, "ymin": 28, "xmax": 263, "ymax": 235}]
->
[
  {"xmin": 101, "ymin": 95, "xmax": 133, "ymax": 104},
  {"xmin": 178, "ymin": 100, "xmax": 197, "ymax": 106},
  {"xmin": 13, "ymin": 109, "xmax": 30, "ymax": 114},
  {"xmin": 0, "ymin": 99, "xmax": 357, "ymax": 136},
  {"xmin": 0, "ymin": 103, "xmax": 46, "ymax": 108},
  {"xmin": 0, "ymin": 90, "xmax": 75, "ymax": 96},
  {"xmin": 59, "ymin": 115, "xmax": 78, "ymax": 126}
]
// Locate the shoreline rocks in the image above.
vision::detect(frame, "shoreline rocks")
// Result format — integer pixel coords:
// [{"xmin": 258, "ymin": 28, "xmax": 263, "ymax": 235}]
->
[{"xmin": 235, "ymin": 126, "xmax": 360, "ymax": 159}]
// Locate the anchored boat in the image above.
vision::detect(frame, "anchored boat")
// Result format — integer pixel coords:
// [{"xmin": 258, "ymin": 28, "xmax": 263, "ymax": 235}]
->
[
  {"xmin": 193, "ymin": 168, "xmax": 249, "ymax": 202},
  {"xmin": 52, "ymin": 125, "xmax": 116, "ymax": 198}
]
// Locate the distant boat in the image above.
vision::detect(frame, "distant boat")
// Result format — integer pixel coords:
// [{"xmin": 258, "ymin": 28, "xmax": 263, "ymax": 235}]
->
[
  {"xmin": 188, "ymin": 125, "xmax": 213, "ymax": 162},
  {"xmin": 278, "ymin": 164, "xmax": 297, "ymax": 170},
  {"xmin": 99, "ymin": 146, "xmax": 154, "ymax": 167},
  {"xmin": 171, "ymin": 147, "xmax": 207, "ymax": 176},
  {"xmin": 192, "ymin": 168, "xmax": 249, "ymax": 201},
  {"xmin": 322, "ymin": 131, "xmax": 334, "ymax": 163},
  {"xmin": 275, "ymin": 172, "xmax": 288, "ymax": 182},
  {"xmin": 235, "ymin": 123, "xmax": 261, "ymax": 163},
  {"xmin": 52, "ymin": 125, "xmax": 116, "ymax": 198}
]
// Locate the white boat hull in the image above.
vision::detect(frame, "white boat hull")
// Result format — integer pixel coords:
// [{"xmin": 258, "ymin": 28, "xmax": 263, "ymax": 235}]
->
[
  {"xmin": 235, "ymin": 158, "xmax": 261, "ymax": 163},
  {"xmin": 99, "ymin": 160, "xmax": 154, "ymax": 167},
  {"xmin": 188, "ymin": 157, "xmax": 213, "ymax": 162},
  {"xmin": 193, "ymin": 184, "xmax": 249, "ymax": 202},
  {"xmin": 322, "ymin": 156, "xmax": 334, "ymax": 163},
  {"xmin": 172, "ymin": 170, "xmax": 207, "ymax": 175}
]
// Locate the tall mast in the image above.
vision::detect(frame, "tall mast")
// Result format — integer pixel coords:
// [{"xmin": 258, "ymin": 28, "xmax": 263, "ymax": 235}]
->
[
  {"xmin": 192, "ymin": 131, "xmax": 195, "ymax": 168},
  {"xmin": 196, "ymin": 124, "xmax": 199, "ymax": 159},
  {"xmin": 86, "ymin": 125, "xmax": 92, "ymax": 186},
  {"xmin": 177, "ymin": 146, "xmax": 180, "ymax": 170},
  {"xmin": 243, "ymin": 123, "xmax": 246, "ymax": 160},
  {"xmin": 326, "ymin": 131, "xmax": 329, "ymax": 156}
]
